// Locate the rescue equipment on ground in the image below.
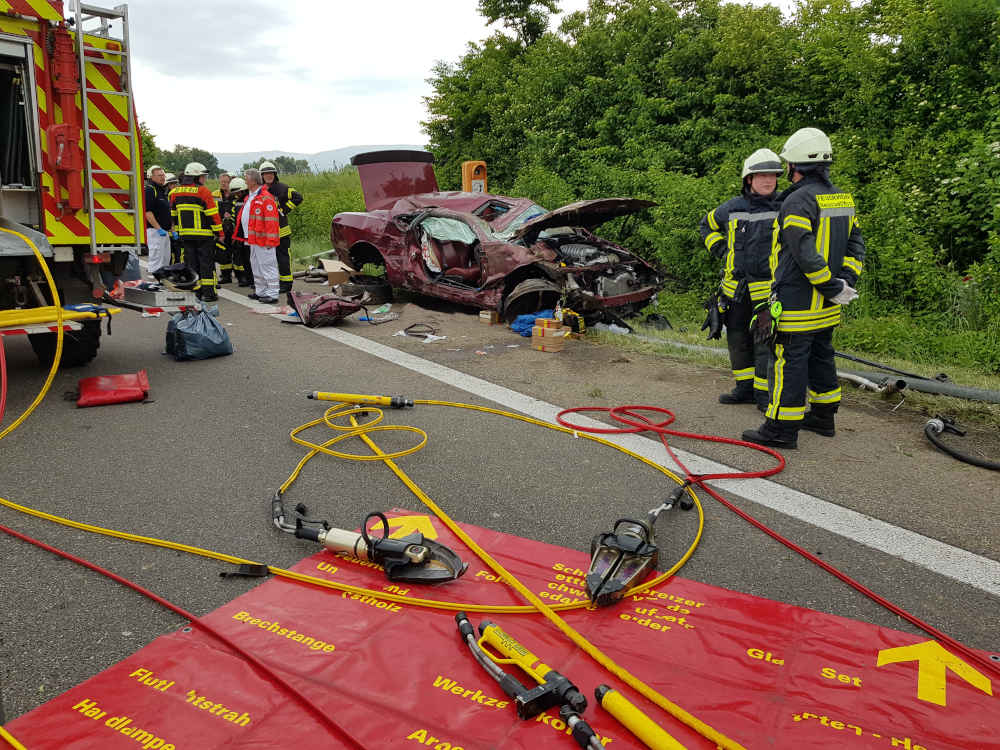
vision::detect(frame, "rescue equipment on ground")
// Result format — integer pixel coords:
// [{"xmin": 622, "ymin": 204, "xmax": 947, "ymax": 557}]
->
[
  {"xmin": 586, "ymin": 485, "xmax": 694, "ymax": 607},
  {"xmin": 455, "ymin": 613, "xmax": 587, "ymax": 720},
  {"xmin": 596, "ymin": 685, "xmax": 687, "ymax": 750},
  {"xmin": 73, "ymin": 370, "xmax": 150, "ymax": 408},
  {"xmin": 288, "ymin": 291, "xmax": 363, "ymax": 327},
  {"xmin": 924, "ymin": 415, "xmax": 1000, "ymax": 471},
  {"xmin": 559, "ymin": 704, "xmax": 606, "ymax": 750},
  {"xmin": 165, "ymin": 308, "xmax": 234, "ymax": 361},
  {"xmin": 273, "ymin": 504, "xmax": 468, "ymax": 583}
]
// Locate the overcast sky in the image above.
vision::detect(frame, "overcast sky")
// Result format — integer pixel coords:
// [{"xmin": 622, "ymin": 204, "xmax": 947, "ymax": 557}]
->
[{"xmin": 91, "ymin": 0, "xmax": 790, "ymax": 155}]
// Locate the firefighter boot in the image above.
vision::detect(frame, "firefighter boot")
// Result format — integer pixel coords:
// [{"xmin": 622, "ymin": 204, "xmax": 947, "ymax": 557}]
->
[
  {"xmin": 741, "ymin": 419, "xmax": 798, "ymax": 450},
  {"xmin": 719, "ymin": 381, "xmax": 755, "ymax": 405},
  {"xmin": 800, "ymin": 404, "xmax": 837, "ymax": 437}
]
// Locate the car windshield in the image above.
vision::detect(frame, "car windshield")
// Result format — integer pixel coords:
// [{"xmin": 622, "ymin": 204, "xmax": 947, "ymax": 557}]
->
[{"xmin": 494, "ymin": 203, "xmax": 548, "ymax": 239}]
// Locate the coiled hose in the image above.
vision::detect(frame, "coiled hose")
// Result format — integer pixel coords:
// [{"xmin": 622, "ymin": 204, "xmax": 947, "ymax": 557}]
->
[{"xmin": 925, "ymin": 417, "xmax": 1000, "ymax": 471}]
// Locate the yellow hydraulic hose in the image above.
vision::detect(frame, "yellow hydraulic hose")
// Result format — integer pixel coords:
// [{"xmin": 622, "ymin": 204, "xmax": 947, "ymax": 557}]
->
[{"xmin": 0, "ymin": 226, "xmax": 64, "ymax": 441}]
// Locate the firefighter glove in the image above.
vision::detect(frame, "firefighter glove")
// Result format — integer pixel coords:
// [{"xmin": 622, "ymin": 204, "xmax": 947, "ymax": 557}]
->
[
  {"xmin": 831, "ymin": 279, "xmax": 858, "ymax": 305},
  {"xmin": 750, "ymin": 299, "xmax": 782, "ymax": 346},
  {"xmin": 701, "ymin": 290, "xmax": 725, "ymax": 340}
]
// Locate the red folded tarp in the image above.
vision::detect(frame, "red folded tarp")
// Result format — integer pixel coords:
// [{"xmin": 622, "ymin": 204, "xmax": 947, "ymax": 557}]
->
[
  {"xmin": 76, "ymin": 370, "xmax": 149, "ymax": 408},
  {"xmin": 4, "ymin": 510, "xmax": 996, "ymax": 749}
]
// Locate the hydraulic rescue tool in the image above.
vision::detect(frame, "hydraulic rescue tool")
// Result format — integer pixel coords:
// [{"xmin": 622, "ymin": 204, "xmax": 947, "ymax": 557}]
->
[
  {"xmin": 595, "ymin": 685, "xmax": 688, "ymax": 750},
  {"xmin": 455, "ymin": 612, "xmax": 587, "ymax": 720},
  {"xmin": 272, "ymin": 504, "xmax": 468, "ymax": 584},
  {"xmin": 308, "ymin": 391, "xmax": 414, "ymax": 408},
  {"xmin": 586, "ymin": 484, "xmax": 694, "ymax": 607}
]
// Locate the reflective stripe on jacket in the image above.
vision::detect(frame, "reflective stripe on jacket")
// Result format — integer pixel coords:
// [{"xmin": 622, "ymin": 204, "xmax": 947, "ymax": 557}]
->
[
  {"xmin": 169, "ymin": 185, "xmax": 223, "ymax": 238},
  {"xmin": 770, "ymin": 174, "xmax": 866, "ymax": 333},
  {"xmin": 699, "ymin": 191, "xmax": 781, "ymax": 302},
  {"xmin": 266, "ymin": 180, "xmax": 304, "ymax": 238}
]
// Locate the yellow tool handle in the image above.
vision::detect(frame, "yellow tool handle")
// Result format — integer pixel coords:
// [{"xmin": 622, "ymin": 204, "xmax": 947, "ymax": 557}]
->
[
  {"xmin": 597, "ymin": 685, "xmax": 688, "ymax": 750},
  {"xmin": 309, "ymin": 391, "xmax": 393, "ymax": 406},
  {"xmin": 480, "ymin": 621, "xmax": 550, "ymax": 682}
]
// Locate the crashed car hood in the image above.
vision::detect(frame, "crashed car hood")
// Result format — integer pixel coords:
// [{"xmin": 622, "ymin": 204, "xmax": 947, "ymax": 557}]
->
[{"xmin": 510, "ymin": 198, "xmax": 657, "ymax": 239}]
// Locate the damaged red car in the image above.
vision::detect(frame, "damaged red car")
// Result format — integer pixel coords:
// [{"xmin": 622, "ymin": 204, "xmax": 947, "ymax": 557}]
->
[{"xmin": 330, "ymin": 150, "xmax": 663, "ymax": 322}]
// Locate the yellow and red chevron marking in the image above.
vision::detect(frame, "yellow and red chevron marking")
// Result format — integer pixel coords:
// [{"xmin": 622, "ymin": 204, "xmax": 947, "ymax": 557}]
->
[
  {"xmin": 0, "ymin": 0, "xmax": 62, "ymax": 21},
  {"xmin": 0, "ymin": 14, "xmax": 142, "ymax": 247}
]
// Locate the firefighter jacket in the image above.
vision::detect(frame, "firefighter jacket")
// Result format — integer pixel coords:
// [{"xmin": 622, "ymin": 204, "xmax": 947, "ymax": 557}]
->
[
  {"xmin": 169, "ymin": 185, "xmax": 223, "ymax": 239},
  {"xmin": 266, "ymin": 180, "xmax": 303, "ymax": 238},
  {"xmin": 770, "ymin": 173, "xmax": 865, "ymax": 333},
  {"xmin": 229, "ymin": 196, "xmax": 246, "ymax": 243},
  {"xmin": 699, "ymin": 190, "xmax": 781, "ymax": 302},
  {"xmin": 234, "ymin": 187, "xmax": 280, "ymax": 248},
  {"xmin": 212, "ymin": 188, "xmax": 236, "ymax": 237}
]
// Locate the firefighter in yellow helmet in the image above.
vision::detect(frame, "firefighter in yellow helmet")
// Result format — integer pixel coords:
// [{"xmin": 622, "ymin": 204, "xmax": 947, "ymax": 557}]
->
[
  {"xmin": 699, "ymin": 147, "xmax": 783, "ymax": 411},
  {"xmin": 169, "ymin": 162, "xmax": 225, "ymax": 302},
  {"xmin": 259, "ymin": 160, "xmax": 303, "ymax": 299},
  {"xmin": 742, "ymin": 128, "xmax": 865, "ymax": 449}
]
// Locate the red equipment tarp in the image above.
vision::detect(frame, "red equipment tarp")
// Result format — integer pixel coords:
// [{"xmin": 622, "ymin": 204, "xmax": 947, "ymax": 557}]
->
[{"xmin": 5, "ymin": 510, "xmax": 996, "ymax": 749}]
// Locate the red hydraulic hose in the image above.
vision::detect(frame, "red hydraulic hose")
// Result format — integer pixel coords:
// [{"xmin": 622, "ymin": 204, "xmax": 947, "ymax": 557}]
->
[
  {"xmin": 0, "ymin": 523, "xmax": 364, "ymax": 749},
  {"xmin": 556, "ymin": 405, "xmax": 1000, "ymax": 681}
]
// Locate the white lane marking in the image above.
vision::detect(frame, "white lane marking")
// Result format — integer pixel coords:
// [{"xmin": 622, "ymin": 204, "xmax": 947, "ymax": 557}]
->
[{"xmin": 218, "ymin": 287, "xmax": 1000, "ymax": 598}]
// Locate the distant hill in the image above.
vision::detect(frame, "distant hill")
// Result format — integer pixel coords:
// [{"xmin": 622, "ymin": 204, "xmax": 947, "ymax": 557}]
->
[{"xmin": 214, "ymin": 145, "xmax": 426, "ymax": 174}]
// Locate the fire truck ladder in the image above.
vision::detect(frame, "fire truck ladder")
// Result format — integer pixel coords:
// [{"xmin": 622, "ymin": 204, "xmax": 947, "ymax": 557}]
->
[{"xmin": 73, "ymin": 1, "xmax": 141, "ymax": 257}]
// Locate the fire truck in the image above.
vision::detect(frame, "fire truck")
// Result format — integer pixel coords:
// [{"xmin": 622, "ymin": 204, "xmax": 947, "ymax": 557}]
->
[{"xmin": 0, "ymin": 1, "xmax": 175, "ymax": 366}]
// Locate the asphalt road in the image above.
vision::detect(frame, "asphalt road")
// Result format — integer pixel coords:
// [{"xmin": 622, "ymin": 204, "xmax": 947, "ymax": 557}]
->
[{"xmin": 1, "ymin": 287, "xmax": 998, "ymax": 723}]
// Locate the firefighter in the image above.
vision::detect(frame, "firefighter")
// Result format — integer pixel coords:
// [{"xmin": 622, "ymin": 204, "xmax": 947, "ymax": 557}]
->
[
  {"xmin": 212, "ymin": 171, "xmax": 235, "ymax": 284},
  {"xmin": 742, "ymin": 128, "xmax": 865, "ymax": 449},
  {"xmin": 258, "ymin": 160, "xmax": 303, "ymax": 297},
  {"xmin": 228, "ymin": 177, "xmax": 253, "ymax": 287},
  {"xmin": 169, "ymin": 162, "xmax": 225, "ymax": 302},
  {"xmin": 699, "ymin": 148, "xmax": 783, "ymax": 411},
  {"xmin": 164, "ymin": 173, "xmax": 182, "ymax": 264}
]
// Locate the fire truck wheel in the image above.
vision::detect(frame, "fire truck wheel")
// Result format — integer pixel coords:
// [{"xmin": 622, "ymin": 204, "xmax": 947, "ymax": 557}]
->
[{"xmin": 28, "ymin": 319, "xmax": 102, "ymax": 367}]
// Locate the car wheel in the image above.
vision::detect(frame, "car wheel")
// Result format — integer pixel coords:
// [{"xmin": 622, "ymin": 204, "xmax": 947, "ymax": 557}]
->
[
  {"xmin": 501, "ymin": 277, "xmax": 561, "ymax": 323},
  {"xmin": 338, "ymin": 275, "xmax": 393, "ymax": 304},
  {"xmin": 28, "ymin": 319, "xmax": 101, "ymax": 367}
]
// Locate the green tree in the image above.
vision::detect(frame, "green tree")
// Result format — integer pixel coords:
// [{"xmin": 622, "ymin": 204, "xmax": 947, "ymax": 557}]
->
[
  {"xmin": 160, "ymin": 145, "xmax": 220, "ymax": 177},
  {"xmin": 477, "ymin": 0, "xmax": 560, "ymax": 45},
  {"xmin": 239, "ymin": 156, "xmax": 311, "ymax": 174},
  {"xmin": 138, "ymin": 121, "xmax": 161, "ymax": 167}
]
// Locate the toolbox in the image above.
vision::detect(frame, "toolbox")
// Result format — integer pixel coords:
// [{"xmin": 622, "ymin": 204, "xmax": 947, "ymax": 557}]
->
[{"xmin": 124, "ymin": 285, "xmax": 198, "ymax": 307}]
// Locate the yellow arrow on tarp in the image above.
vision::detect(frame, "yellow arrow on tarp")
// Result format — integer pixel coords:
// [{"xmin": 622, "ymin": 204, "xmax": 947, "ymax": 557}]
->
[
  {"xmin": 367, "ymin": 514, "xmax": 438, "ymax": 541},
  {"xmin": 876, "ymin": 640, "xmax": 993, "ymax": 706}
]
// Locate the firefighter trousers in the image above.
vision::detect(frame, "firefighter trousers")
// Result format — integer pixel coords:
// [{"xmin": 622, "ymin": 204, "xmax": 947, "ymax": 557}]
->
[
  {"xmin": 215, "ymin": 232, "xmax": 233, "ymax": 277},
  {"xmin": 182, "ymin": 236, "xmax": 217, "ymax": 291},
  {"xmin": 233, "ymin": 241, "xmax": 253, "ymax": 284},
  {"xmin": 277, "ymin": 236, "xmax": 293, "ymax": 292},
  {"xmin": 765, "ymin": 328, "xmax": 842, "ymax": 423},
  {"xmin": 725, "ymin": 295, "xmax": 770, "ymax": 402}
]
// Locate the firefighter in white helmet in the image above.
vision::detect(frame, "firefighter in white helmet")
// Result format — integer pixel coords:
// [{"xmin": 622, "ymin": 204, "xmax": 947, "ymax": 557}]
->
[
  {"xmin": 742, "ymin": 127, "xmax": 866, "ymax": 449},
  {"xmin": 227, "ymin": 177, "xmax": 253, "ymax": 287},
  {"xmin": 259, "ymin": 160, "xmax": 304, "ymax": 299},
  {"xmin": 699, "ymin": 147, "xmax": 783, "ymax": 410},
  {"xmin": 168, "ymin": 162, "xmax": 225, "ymax": 301}
]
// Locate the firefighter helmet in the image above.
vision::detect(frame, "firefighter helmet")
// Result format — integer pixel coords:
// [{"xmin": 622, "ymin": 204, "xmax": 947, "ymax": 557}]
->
[
  {"xmin": 145, "ymin": 164, "xmax": 164, "ymax": 178},
  {"xmin": 164, "ymin": 173, "xmax": 178, "ymax": 184},
  {"xmin": 780, "ymin": 128, "xmax": 833, "ymax": 164},
  {"xmin": 184, "ymin": 161, "xmax": 209, "ymax": 177},
  {"xmin": 229, "ymin": 177, "xmax": 248, "ymax": 191},
  {"xmin": 258, "ymin": 160, "xmax": 277, "ymax": 174},
  {"xmin": 741, "ymin": 148, "xmax": 783, "ymax": 179}
]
